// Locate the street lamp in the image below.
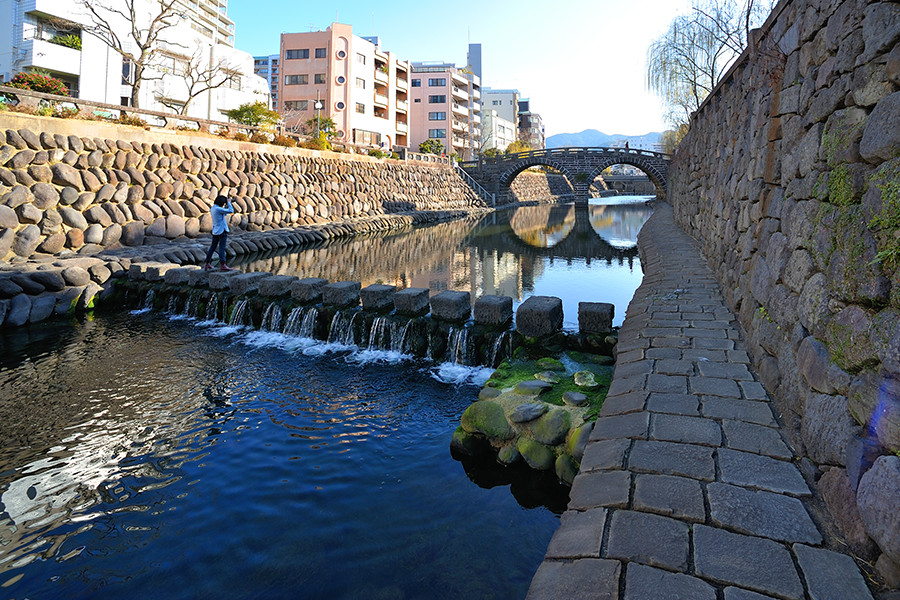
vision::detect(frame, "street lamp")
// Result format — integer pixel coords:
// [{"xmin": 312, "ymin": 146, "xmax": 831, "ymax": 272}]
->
[{"xmin": 314, "ymin": 90, "xmax": 323, "ymax": 139}]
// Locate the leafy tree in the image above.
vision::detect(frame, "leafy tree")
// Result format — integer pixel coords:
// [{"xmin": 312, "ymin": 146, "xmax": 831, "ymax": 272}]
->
[
  {"xmin": 505, "ymin": 140, "xmax": 533, "ymax": 155},
  {"xmin": 481, "ymin": 147, "xmax": 501, "ymax": 159},
  {"xmin": 419, "ymin": 139, "xmax": 444, "ymax": 155},
  {"xmin": 646, "ymin": 0, "xmax": 776, "ymax": 129},
  {"xmin": 77, "ymin": 0, "xmax": 182, "ymax": 109},
  {"xmin": 223, "ymin": 101, "xmax": 281, "ymax": 129},
  {"xmin": 301, "ymin": 115, "xmax": 337, "ymax": 140},
  {"xmin": 7, "ymin": 71, "xmax": 69, "ymax": 95}
]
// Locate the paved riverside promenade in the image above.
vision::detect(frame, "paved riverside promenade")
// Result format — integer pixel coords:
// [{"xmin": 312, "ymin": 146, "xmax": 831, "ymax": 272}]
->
[{"xmin": 527, "ymin": 202, "xmax": 874, "ymax": 600}]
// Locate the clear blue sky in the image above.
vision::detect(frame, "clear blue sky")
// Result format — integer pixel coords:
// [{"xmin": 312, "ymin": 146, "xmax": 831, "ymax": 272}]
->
[{"xmin": 227, "ymin": 0, "xmax": 693, "ymax": 137}]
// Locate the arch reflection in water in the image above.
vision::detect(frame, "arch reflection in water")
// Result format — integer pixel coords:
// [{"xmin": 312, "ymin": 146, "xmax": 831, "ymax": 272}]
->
[{"xmin": 240, "ymin": 197, "xmax": 654, "ymax": 328}]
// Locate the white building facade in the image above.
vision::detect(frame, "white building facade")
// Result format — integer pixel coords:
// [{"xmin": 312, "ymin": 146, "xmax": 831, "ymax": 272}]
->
[
  {"xmin": 481, "ymin": 109, "xmax": 516, "ymax": 152},
  {"xmin": 0, "ymin": 0, "xmax": 269, "ymax": 121}
]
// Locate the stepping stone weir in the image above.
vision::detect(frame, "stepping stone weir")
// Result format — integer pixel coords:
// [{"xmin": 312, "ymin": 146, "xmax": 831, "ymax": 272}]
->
[{"xmin": 527, "ymin": 203, "xmax": 875, "ymax": 600}]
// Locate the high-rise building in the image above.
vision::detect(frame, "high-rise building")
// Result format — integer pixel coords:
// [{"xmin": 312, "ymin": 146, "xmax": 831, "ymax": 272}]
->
[
  {"xmin": 467, "ymin": 43, "xmax": 482, "ymax": 80},
  {"xmin": 408, "ymin": 61, "xmax": 481, "ymax": 159},
  {"xmin": 277, "ymin": 23, "xmax": 409, "ymax": 149},
  {"xmin": 253, "ymin": 54, "xmax": 279, "ymax": 108},
  {"xmin": 0, "ymin": 0, "xmax": 268, "ymax": 120}
]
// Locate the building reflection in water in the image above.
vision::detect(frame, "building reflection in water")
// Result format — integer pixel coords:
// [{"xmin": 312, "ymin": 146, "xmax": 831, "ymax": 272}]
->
[{"xmin": 240, "ymin": 198, "xmax": 654, "ymax": 322}]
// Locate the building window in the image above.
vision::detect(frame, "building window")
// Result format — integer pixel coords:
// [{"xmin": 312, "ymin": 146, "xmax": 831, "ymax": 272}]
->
[
  {"xmin": 336, "ymin": 101, "xmax": 345, "ymax": 110},
  {"xmin": 337, "ymin": 50, "xmax": 346, "ymax": 59},
  {"xmin": 336, "ymin": 76, "xmax": 346, "ymax": 84},
  {"xmin": 356, "ymin": 77, "xmax": 365, "ymax": 89},
  {"xmin": 428, "ymin": 78, "xmax": 446, "ymax": 86},
  {"xmin": 315, "ymin": 47, "xmax": 327, "ymax": 58},
  {"xmin": 428, "ymin": 95, "xmax": 446, "ymax": 104},
  {"xmin": 428, "ymin": 112, "xmax": 446, "ymax": 120},
  {"xmin": 356, "ymin": 53, "xmax": 366, "ymax": 65},
  {"xmin": 285, "ymin": 74, "xmax": 308, "ymax": 85},
  {"xmin": 285, "ymin": 49, "xmax": 309, "ymax": 59},
  {"xmin": 284, "ymin": 100, "xmax": 308, "ymax": 110},
  {"xmin": 411, "ymin": 79, "xmax": 421, "ymax": 87},
  {"xmin": 492, "ymin": 100, "xmax": 500, "ymax": 105},
  {"xmin": 356, "ymin": 103, "xmax": 365, "ymax": 114},
  {"xmin": 314, "ymin": 73, "xmax": 326, "ymax": 84},
  {"xmin": 413, "ymin": 98, "xmax": 421, "ymax": 103},
  {"xmin": 428, "ymin": 129, "xmax": 447, "ymax": 138}
]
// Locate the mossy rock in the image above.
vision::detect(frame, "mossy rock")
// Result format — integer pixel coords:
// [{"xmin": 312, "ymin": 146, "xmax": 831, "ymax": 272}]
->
[
  {"xmin": 567, "ymin": 422, "xmax": 594, "ymax": 460},
  {"xmin": 450, "ymin": 426, "xmax": 487, "ymax": 457},
  {"xmin": 517, "ymin": 437, "xmax": 555, "ymax": 470},
  {"xmin": 536, "ymin": 357, "xmax": 565, "ymax": 371},
  {"xmin": 535, "ymin": 371, "xmax": 561, "ymax": 383},
  {"xmin": 574, "ymin": 371, "xmax": 599, "ymax": 387},
  {"xmin": 460, "ymin": 400, "xmax": 514, "ymax": 440},
  {"xmin": 555, "ymin": 454, "xmax": 580, "ymax": 486},
  {"xmin": 532, "ymin": 408, "xmax": 572, "ymax": 446},
  {"xmin": 497, "ymin": 444, "xmax": 521, "ymax": 465}
]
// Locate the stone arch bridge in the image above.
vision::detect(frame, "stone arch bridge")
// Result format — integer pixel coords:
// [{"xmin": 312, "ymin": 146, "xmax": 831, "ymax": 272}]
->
[{"xmin": 459, "ymin": 147, "xmax": 670, "ymax": 204}]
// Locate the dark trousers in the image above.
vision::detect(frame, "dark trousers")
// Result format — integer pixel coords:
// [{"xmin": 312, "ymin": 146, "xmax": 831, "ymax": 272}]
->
[{"xmin": 205, "ymin": 232, "xmax": 228, "ymax": 264}]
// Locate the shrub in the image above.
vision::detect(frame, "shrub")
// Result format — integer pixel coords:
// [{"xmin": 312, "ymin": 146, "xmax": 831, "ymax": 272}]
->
[
  {"xmin": 300, "ymin": 138, "xmax": 329, "ymax": 151},
  {"xmin": 215, "ymin": 128, "xmax": 231, "ymax": 137},
  {"xmin": 175, "ymin": 124, "xmax": 198, "ymax": 132},
  {"xmin": 7, "ymin": 71, "xmax": 68, "ymax": 95},
  {"xmin": 49, "ymin": 34, "xmax": 82, "ymax": 51},
  {"xmin": 232, "ymin": 132, "xmax": 248, "ymax": 141},
  {"xmin": 54, "ymin": 106, "xmax": 79, "ymax": 119},
  {"xmin": 271, "ymin": 135, "xmax": 297, "ymax": 147},
  {"xmin": 368, "ymin": 148, "xmax": 387, "ymax": 159},
  {"xmin": 249, "ymin": 132, "xmax": 270, "ymax": 144},
  {"xmin": 118, "ymin": 113, "xmax": 147, "ymax": 127}
]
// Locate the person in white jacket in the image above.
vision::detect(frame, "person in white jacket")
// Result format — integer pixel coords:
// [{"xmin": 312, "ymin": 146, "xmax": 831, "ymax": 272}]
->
[{"xmin": 204, "ymin": 195, "xmax": 235, "ymax": 271}]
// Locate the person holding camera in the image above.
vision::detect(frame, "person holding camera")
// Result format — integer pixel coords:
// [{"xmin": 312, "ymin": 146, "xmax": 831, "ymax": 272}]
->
[{"xmin": 204, "ymin": 195, "xmax": 235, "ymax": 271}]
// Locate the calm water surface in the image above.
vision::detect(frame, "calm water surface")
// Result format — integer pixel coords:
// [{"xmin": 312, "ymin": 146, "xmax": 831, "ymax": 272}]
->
[{"xmin": 0, "ymin": 197, "xmax": 652, "ymax": 599}]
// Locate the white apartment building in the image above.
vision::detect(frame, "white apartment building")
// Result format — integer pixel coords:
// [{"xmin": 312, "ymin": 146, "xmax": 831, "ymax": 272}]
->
[
  {"xmin": 0, "ymin": 0, "xmax": 269, "ymax": 121},
  {"xmin": 481, "ymin": 109, "xmax": 516, "ymax": 152},
  {"xmin": 481, "ymin": 88, "xmax": 519, "ymax": 125}
]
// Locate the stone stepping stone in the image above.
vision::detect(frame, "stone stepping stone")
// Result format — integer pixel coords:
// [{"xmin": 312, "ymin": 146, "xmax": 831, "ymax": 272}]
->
[
  {"xmin": 510, "ymin": 402, "xmax": 549, "ymax": 423},
  {"xmin": 574, "ymin": 371, "xmax": 598, "ymax": 387},
  {"xmin": 535, "ymin": 371, "xmax": 561, "ymax": 383},
  {"xmin": 516, "ymin": 380, "xmax": 553, "ymax": 395},
  {"xmin": 563, "ymin": 391, "xmax": 588, "ymax": 406}
]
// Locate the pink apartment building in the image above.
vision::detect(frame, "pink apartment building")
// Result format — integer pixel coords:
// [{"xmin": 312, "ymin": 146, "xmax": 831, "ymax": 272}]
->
[
  {"xmin": 408, "ymin": 62, "xmax": 482, "ymax": 160},
  {"xmin": 278, "ymin": 23, "xmax": 409, "ymax": 149}
]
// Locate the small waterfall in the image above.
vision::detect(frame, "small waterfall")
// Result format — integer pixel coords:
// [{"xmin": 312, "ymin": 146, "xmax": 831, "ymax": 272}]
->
[
  {"xmin": 142, "ymin": 289, "xmax": 156, "ymax": 310},
  {"xmin": 167, "ymin": 294, "xmax": 179, "ymax": 313},
  {"xmin": 205, "ymin": 293, "xmax": 222, "ymax": 321},
  {"xmin": 327, "ymin": 310, "xmax": 359, "ymax": 345},
  {"xmin": 261, "ymin": 303, "xmax": 283, "ymax": 332},
  {"xmin": 367, "ymin": 316, "xmax": 392, "ymax": 349},
  {"xmin": 184, "ymin": 290, "xmax": 203, "ymax": 318},
  {"xmin": 447, "ymin": 326, "xmax": 471, "ymax": 365},
  {"xmin": 284, "ymin": 306, "xmax": 319, "ymax": 338},
  {"xmin": 228, "ymin": 299, "xmax": 249, "ymax": 327},
  {"xmin": 488, "ymin": 331, "xmax": 511, "ymax": 367},
  {"xmin": 390, "ymin": 320, "xmax": 412, "ymax": 354}
]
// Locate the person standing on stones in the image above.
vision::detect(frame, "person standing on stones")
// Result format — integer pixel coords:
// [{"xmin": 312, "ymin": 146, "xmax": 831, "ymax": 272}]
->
[{"xmin": 204, "ymin": 195, "xmax": 235, "ymax": 271}]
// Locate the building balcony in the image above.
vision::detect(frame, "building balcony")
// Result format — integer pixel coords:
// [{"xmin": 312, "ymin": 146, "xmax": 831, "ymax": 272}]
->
[
  {"xmin": 20, "ymin": 38, "xmax": 81, "ymax": 78},
  {"xmin": 451, "ymin": 71, "xmax": 467, "ymax": 86},
  {"xmin": 472, "ymin": 88, "xmax": 481, "ymax": 100},
  {"xmin": 471, "ymin": 101, "xmax": 481, "ymax": 112},
  {"xmin": 374, "ymin": 47, "xmax": 388, "ymax": 62},
  {"xmin": 472, "ymin": 113, "xmax": 481, "ymax": 124},
  {"xmin": 395, "ymin": 77, "xmax": 408, "ymax": 91},
  {"xmin": 451, "ymin": 120, "xmax": 466, "ymax": 132},
  {"xmin": 374, "ymin": 93, "xmax": 388, "ymax": 107},
  {"xmin": 396, "ymin": 122, "xmax": 408, "ymax": 134},
  {"xmin": 374, "ymin": 69, "xmax": 389, "ymax": 85},
  {"xmin": 451, "ymin": 102, "xmax": 467, "ymax": 116},
  {"xmin": 395, "ymin": 99, "xmax": 408, "ymax": 112},
  {"xmin": 451, "ymin": 86, "xmax": 467, "ymax": 101}
]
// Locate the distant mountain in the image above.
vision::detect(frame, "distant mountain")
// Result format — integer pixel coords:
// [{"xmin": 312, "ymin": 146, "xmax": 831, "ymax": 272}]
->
[{"xmin": 546, "ymin": 130, "xmax": 663, "ymax": 149}]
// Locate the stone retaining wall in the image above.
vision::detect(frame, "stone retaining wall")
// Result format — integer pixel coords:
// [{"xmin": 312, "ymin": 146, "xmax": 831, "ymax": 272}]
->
[
  {"xmin": 668, "ymin": 0, "xmax": 900, "ymax": 583},
  {"xmin": 0, "ymin": 113, "xmax": 484, "ymax": 263},
  {"xmin": 508, "ymin": 172, "xmax": 575, "ymax": 203}
]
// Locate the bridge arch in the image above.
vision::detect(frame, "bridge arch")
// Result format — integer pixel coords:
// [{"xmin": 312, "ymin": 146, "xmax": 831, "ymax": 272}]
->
[{"xmin": 460, "ymin": 148, "xmax": 670, "ymax": 205}]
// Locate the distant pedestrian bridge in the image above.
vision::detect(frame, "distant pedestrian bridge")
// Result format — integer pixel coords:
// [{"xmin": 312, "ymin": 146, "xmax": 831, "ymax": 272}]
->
[{"xmin": 459, "ymin": 147, "xmax": 670, "ymax": 204}]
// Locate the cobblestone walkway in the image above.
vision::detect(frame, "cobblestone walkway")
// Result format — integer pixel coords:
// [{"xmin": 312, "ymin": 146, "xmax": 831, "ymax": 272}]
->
[{"xmin": 527, "ymin": 202, "xmax": 874, "ymax": 600}]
